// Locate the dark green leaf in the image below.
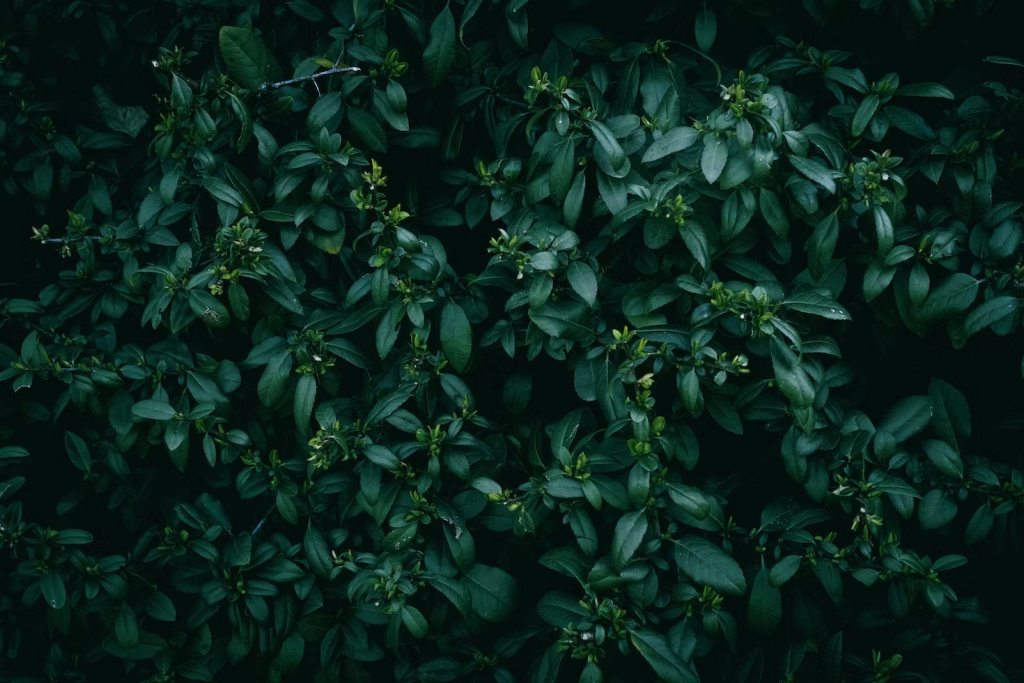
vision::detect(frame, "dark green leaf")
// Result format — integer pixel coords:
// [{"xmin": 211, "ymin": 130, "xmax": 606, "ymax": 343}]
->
[
  {"xmin": 218, "ymin": 27, "xmax": 283, "ymax": 90},
  {"xmin": 424, "ymin": 4, "xmax": 457, "ymax": 88},
  {"xmin": 674, "ymin": 536, "xmax": 746, "ymax": 595}
]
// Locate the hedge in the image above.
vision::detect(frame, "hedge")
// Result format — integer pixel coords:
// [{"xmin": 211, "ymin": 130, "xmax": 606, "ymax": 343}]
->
[{"xmin": 1, "ymin": 1, "xmax": 1022, "ymax": 681}]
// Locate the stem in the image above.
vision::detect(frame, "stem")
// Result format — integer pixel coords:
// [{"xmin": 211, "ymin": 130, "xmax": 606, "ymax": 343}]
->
[
  {"xmin": 494, "ymin": 93, "xmax": 531, "ymax": 111},
  {"xmin": 260, "ymin": 66, "xmax": 361, "ymax": 92}
]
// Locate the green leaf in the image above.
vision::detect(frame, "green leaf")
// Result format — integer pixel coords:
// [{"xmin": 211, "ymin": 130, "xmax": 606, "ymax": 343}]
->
[
  {"xmin": 590, "ymin": 121, "xmax": 625, "ymax": 171},
  {"xmin": 346, "ymin": 107, "xmax": 388, "ymax": 153},
  {"xmin": 966, "ymin": 502, "xmax": 994, "ymax": 545},
  {"xmin": 537, "ymin": 591, "xmax": 589, "ymax": 626},
  {"xmin": 851, "ymin": 93, "xmax": 879, "ymax": 137},
  {"xmin": 768, "ymin": 555, "xmax": 802, "ymax": 587},
  {"xmin": 41, "ymin": 569, "xmax": 66, "ymax": 609},
  {"xmin": 462, "ymin": 564, "xmax": 518, "ymax": 622},
  {"xmin": 611, "ymin": 510, "xmax": 648, "ymax": 569},
  {"xmin": 549, "ymin": 139, "xmax": 575, "ymax": 206},
  {"xmin": 918, "ymin": 489, "xmax": 957, "ymax": 530},
  {"xmin": 885, "ymin": 105, "xmax": 935, "ymax": 140},
  {"xmin": 674, "ymin": 535, "xmax": 746, "ymax": 595},
  {"xmin": 928, "ymin": 379, "xmax": 971, "ymax": 451},
  {"xmin": 665, "ymin": 484, "xmax": 710, "ymax": 520},
  {"xmin": 963, "ymin": 296, "xmax": 1019, "ymax": 340},
  {"xmin": 567, "ymin": 261, "xmax": 598, "ymax": 305},
  {"xmin": 748, "ymin": 566, "xmax": 781, "ymax": 634},
  {"xmin": 872, "ymin": 203, "xmax": 894, "ymax": 255},
  {"xmin": 132, "ymin": 400, "xmax": 177, "ymax": 420},
  {"xmin": 502, "ymin": 373, "xmax": 532, "ymax": 414},
  {"xmin": 630, "ymin": 629, "xmax": 698, "ymax": 683},
  {"xmin": 529, "ymin": 302, "xmax": 594, "ymax": 342},
  {"xmin": 564, "ymin": 170, "xmax": 586, "ymax": 228},
  {"xmin": 863, "ymin": 261, "xmax": 897, "ymax": 301},
  {"xmin": 898, "ymin": 82, "xmax": 955, "ymax": 99},
  {"xmin": 922, "ymin": 439, "xmax": 964, "ymax": 478},
  {"xmin": 782, "ymin": 292, "xmax": 851, "ymax": 320},
  {"xmin": 293, "ymin": 373, "xmax": 316, "ymax": 430},
  {"xmin": 984, "ymin": 55, "xmax": 1024, "ymax": 67},
  {"xmin": 701, "ymin": 137, "xmax": 727, "ymax": 184},
  {"xmin": 789, "ymin": 155, "xmax": 836, "ymax": 193},
  {"xmin": 401, "ymin": 605, "xmax": 429, "ymax": 638},
  {"xmin": 248, "ymin": 560, "xmax": 303, "ymax": 587},
  {"xmin": 218, "ymin": 27, "xmax": 282, "ymax": 90},
  {"xmin": 64, "ymin": 431, "xmax": 91, "ymax": 471},
  {"xmin": 0, "ymin": 445, "xmax": 29, "ymax": 463},
  {"xmin": 878, "ymin": 396, "xmax": 932, "ymax": 443},
  {"xmin": 363, "ymin": 444, "xmax": 400, "ymax": 470},
  {"xmin": 145, "ymin": 592, "xmax": 176, "ymax": 622},
  {"xmin": 681, "ymin": 370, "xmax": 704, "ymax": 418},
  {"xmin": 759, "ymin": 187, "xmax": 789, "ymax": 238},
  {"xmin": 641, "ymin": 126, "xmax": 698, "ymax": 163},
  {"xmin": 116, "ymin": 602, "xmax": 139, "ymax": 648},
  {"xmin": 304, "ymin": 524, "xmax": 332, "ymax": 580},
  {"xmin": 706, "ymin": 393, "xmax": 742, "ymax": 435},
  {"xmin": 228, "ymin": 283, "xmax": 250, "ymax": 321},
  {"xmin": 440, "ymin": 301, "xmax": 472, "ymax": 372},
  {"xmin": 806, "ymin": 213, "xmax": 839, "ymax": 281},
  {"xmin": 694, "ymin": 2, "xmax": 717, "ymax": 53},
  {"xmin": 917, "ymin": 274, "xmax": 979, "ymax": 323},
  {"xmin": 257, "ymin": 350, "xmax": 293, "ymax": 407},
  {"xmin": 423, "ymin": 4, "xmax": 457, "ymax": 88}
]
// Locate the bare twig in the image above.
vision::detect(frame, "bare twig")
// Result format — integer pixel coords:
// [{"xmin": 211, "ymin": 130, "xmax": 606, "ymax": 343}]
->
[{"xmin": 259, "ymin": 66, "xmax": 361, "ymax": 92}]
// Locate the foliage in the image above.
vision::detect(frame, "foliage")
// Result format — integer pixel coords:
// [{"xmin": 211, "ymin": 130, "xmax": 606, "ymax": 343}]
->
[{"xmin": 1, "ymin": 1, "xmax": 1023, "ymax": 682}]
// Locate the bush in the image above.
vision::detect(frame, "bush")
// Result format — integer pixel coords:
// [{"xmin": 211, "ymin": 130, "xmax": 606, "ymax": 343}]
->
[{"xmin": 1, "ymin": 1, "xmax": 1022, "ymax": 681}]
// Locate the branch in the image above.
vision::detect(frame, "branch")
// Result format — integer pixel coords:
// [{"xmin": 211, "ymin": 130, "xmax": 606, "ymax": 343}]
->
[
  {"xmin": 494, "ymin": 93, "xmax": 532, "ymax": 111},
  {"xmin": 259, "ymin": 66, "xmax": 362, "ymax": 92}
]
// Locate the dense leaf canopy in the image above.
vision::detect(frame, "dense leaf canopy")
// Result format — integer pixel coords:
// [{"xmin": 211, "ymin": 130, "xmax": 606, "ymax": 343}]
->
[{"xmin": 1, "ymin": 0, "xmax": 1023, "ymax": 682}]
